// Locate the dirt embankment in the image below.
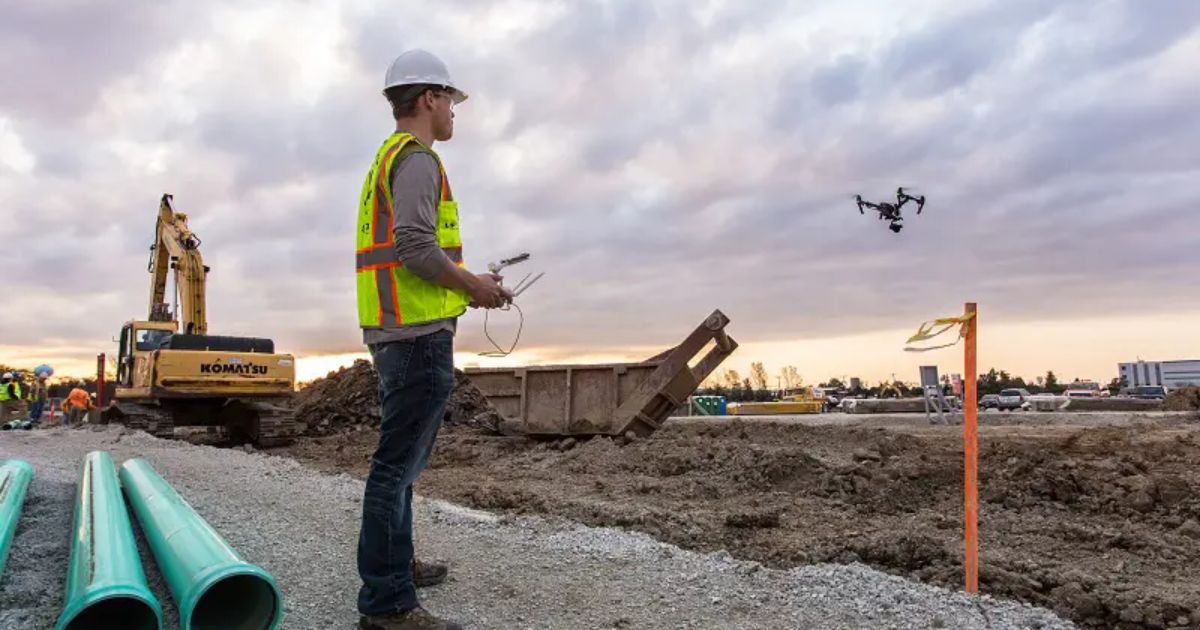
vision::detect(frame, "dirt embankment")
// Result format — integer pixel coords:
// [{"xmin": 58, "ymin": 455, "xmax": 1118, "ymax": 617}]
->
[
  {"xmin": 280, "ymin": 364, "xmax": 1200, "ymax": 629},
  {"xmin": 1165, "ymin": 387, "xmax": 1200, "ymax": 412},
  {"xmin": 283, "ymin": 418, "xmax": 1200, "ymax": 630}
]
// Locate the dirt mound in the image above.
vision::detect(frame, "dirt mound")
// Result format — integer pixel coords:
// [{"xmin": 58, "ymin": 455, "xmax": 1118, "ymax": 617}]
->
[
  {"xmin": 292, "ymin": 359, "xmax": 500, "ymax": 436},
  {"xmin": 1165, "ymin": 387, "xmax": 1200, "ymax": 411},
  {"xmin": 428, "ymin": 422, "xmax": 1200, "ymax": 629}
]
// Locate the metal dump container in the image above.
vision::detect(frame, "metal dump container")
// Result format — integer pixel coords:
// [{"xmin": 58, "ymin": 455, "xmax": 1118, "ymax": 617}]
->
[{"xmin": 465, "ymin": 310, "xmax": 737, "ymax": 437}]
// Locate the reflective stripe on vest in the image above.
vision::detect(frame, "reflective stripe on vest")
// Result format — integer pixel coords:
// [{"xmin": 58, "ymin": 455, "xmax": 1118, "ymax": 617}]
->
[{"xmin": 356, "ymin": 133, "xmax": 469, "ymax": 328}]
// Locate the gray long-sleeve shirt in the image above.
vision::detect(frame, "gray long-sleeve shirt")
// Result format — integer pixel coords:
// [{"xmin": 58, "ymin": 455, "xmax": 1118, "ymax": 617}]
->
[{"xmin": 362, "ymin": 152, "xmax": 460, "ymax": 345}]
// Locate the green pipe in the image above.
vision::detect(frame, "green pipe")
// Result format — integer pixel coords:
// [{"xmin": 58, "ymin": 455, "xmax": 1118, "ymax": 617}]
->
[
  {"xmin": 0, "ymin": 459, "xmax": 34, "ymax": 580},
  {"xmin": 55, "ymin": 451, "xmax": 162, "ymax": 630},
  {"xmin": 119, "ymin": 458, "xmax": 282, "ymax": 630}
]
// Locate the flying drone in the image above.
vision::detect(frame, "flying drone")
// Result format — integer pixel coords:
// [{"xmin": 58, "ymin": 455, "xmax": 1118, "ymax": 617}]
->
[{"xmin": 855, "ymin": 187, "xmax": 926, "ymax": 233}]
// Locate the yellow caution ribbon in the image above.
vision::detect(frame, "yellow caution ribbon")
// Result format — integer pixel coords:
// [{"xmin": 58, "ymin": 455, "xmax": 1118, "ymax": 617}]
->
[{"xmin": 904, "ymin": 312, "xmax": 976, "ymax": 352}]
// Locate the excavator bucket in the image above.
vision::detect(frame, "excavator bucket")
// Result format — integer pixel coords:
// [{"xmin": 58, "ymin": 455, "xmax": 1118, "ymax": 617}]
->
[{"xmin": 464, "ymin": 310, "xmax": 737, "ymax": 437}]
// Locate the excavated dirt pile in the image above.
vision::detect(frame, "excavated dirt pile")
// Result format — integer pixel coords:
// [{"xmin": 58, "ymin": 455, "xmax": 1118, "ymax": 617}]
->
[
  {"xmin": 1165, "ymin": 387, "xmax": 1200, "ymax": 412},
  {"xmin": 291, "ymin": 359, "xmax": 501, "ymax": 435},
  {"xmin": 282, "ymin": 417, "xmax": 1200, "ymax": 630}
]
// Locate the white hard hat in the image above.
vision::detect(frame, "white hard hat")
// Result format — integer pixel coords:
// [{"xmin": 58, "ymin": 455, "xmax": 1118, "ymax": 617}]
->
[
  {"xmin": 383, "ymin": 49, "xmax": 468, "ymax": 103},
  {"xmin": 1, "ymin": 372, "xmax": 11, "ymax": 379}
]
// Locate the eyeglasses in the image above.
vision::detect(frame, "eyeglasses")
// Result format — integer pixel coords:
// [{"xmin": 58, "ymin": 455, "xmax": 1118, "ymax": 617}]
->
[{"xmin": 432, "ymin": 90, "xmax": 456, "ymax": 110}]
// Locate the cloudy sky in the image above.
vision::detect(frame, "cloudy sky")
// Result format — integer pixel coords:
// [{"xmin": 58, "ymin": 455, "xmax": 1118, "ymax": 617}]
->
[{"xmin": 1, "ymin": 0, "xmax": 1197, "ymax": 385}]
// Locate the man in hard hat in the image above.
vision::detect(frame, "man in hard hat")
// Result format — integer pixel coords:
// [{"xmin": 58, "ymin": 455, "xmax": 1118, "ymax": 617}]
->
[
  {"xmin": 0, "ymin": 373, "xmax": 26, "ymax": 422},
  {"xmin": 62, "ymin": 381, "xmax": 93, "ymax": 426},
  {"xmin": 0, "ymin": 373, "xmax": 12, "ymax": 421},
  {"xmin": 28, "ymin": 373, "xmax": 48, "ymax": 425},
  {"xmin": 354, "ymin": 49, "xmax": 505, "ymax": 630}
]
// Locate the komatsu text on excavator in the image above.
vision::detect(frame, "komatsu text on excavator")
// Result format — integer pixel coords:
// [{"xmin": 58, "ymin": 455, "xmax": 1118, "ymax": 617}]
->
[{"xmin": 103, "ymin": 194, "xmax": 298, "ymax": 446}]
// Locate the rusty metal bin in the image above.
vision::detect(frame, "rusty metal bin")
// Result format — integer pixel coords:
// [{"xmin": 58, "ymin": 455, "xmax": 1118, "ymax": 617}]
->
[{"xmin": 466, "ymin": 310, "xmax": 737, "ymax": 437}]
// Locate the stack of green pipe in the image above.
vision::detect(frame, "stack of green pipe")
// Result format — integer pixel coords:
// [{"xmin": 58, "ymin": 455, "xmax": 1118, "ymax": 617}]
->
[
  {"xmin": 0, "ymin": 459, "xmax": 34, "ymax": 579},
  {"xmin": 55, "ymin": 451, "xmax": 161, "ymax": 630},
  {"xmin": 120, "ymin": 457, "xmax": 282, "ymax": 630}
]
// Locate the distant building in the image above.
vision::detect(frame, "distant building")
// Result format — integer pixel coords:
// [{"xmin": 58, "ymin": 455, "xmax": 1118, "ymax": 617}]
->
[{"xmin": 1118, "ymin": 360, "xmax": 1200, "ymax": 389}]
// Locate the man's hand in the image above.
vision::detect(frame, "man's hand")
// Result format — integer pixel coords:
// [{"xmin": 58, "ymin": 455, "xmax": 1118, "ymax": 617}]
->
[
  {"xmin": 469, "ymin": 273, "xmax": 508, "ymax": 309},
  {"xmin": 436, "ymin": 265, "xmax": 512, "ymax": 309}
]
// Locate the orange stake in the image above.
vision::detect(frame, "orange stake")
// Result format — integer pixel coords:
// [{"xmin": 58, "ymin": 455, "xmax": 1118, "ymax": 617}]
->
[{"xmin": 963, "ymin": 302, "xmax": 979, "ymax": 593}]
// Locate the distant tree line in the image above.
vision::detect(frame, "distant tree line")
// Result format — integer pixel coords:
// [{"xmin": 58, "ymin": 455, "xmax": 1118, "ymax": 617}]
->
[
  {"xmin": 974, "ymin": 369, "xmax": 1121, "ymax": 396},
  {"xmin": 697, "ymin": 365, "xmax": 1122, "ymax": 403}
]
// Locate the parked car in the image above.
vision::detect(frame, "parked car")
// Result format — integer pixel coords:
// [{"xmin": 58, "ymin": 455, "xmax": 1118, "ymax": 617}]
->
[
  {"xmin": 1121, "ymin": 385, "xmax": 1168, "ymax": 400},
  {"xmin": 1063, "ymin": 381, "xmax": 1104, "ymax": 398},
  {"xmin": 979, "ymin": 394, "xmax": 1000, "ymax": 410},
  {"xmin": 997, "ymin": 388, "xmax": 1032, "ymax": 411},
  {"xmin": 813, "ymin": 387, "xmax": 847, "ymax": 411}
]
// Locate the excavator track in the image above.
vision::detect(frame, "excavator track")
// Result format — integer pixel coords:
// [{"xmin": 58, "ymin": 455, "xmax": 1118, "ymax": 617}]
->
[
  {"xmin": 238, "ymin": 399, "xmax": 298, "ymax": 448},
  {"xmin": 102, "ymin": 402, "xmax": 176, "ymax": 440},
  {"xmin": 103, "ymin": 398, "xmax": 296, "ymax": 447}
]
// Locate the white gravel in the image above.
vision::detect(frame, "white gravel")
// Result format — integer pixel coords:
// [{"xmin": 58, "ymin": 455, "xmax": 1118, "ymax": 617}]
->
[{"xmin": 1, "ymin": 426, "xmax": 1075, "ymax": 629}]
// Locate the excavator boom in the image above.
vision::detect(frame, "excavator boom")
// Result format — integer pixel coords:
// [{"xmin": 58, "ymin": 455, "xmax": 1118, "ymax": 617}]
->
[{"xmin": 148, "ymin": 194, "xmax": 207, "ymax": 334}]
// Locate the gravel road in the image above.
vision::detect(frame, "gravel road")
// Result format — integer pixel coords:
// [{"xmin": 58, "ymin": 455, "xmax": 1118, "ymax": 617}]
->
[{"xmin": 0, "ymin": 426, "xmax": 1073, "ymax": 629}]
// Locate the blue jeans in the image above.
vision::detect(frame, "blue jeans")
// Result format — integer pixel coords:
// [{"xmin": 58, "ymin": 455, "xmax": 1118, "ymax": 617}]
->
[
  {"xmin": 28, "ymin": 401, "xmax": 45, "ymax": 423},
  {"xmin": 357, "ymin": 330, "xmax": 455, "ymax": 616}
]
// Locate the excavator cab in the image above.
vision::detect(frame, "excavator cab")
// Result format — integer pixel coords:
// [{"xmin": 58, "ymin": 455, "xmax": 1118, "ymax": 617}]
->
[
  {"xmin": 116, "ymin": 320, "xmax": 178, "ymax": 389},
  {"xmin": 117, "ymin": 323, "xmax": 132, "ymax": 386}
]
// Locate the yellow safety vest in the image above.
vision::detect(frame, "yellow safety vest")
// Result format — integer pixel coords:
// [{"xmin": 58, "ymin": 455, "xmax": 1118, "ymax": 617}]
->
[
  {"xmin": 356, "ymin": 133, "xmax": 469, "ymax": 328},
  {"xmin": 0, "ymin": 383, "xmax": 9, "ymax": 401},
  {"xmin": 0, "ymin": 382, "xmax": 18, "ymax": 401}
]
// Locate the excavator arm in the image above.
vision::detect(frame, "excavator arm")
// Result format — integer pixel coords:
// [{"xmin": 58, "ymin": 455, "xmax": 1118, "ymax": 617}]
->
[{"xmin": 148, "ymin": 194, "xmax": 208, "ymax": 334}]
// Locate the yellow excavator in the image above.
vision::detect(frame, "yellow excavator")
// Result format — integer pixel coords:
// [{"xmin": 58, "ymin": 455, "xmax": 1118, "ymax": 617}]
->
[{"xmin": 103, "ymin": 194, "xmax": 298, "ymax": 446}]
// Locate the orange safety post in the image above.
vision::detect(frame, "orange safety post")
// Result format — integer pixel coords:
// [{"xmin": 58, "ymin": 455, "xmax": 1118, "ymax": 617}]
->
[
  {"xmin": 903, "ymin": 304, "xmax": 981, "ymax": 593},
  {"xmin": 962, "ymin": 302, "xmax": 979, "ymax": 593}
]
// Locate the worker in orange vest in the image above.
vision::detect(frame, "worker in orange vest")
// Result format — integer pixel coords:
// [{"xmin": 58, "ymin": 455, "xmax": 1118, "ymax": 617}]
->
[{"xmin": 61, "ymin": 382, "xmax": 93, "ymax": 426}]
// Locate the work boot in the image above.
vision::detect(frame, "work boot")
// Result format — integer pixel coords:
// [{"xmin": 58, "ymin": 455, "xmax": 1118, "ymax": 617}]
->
[
  {"xmin": 359, "ymin": 607, "xmax": 463, "ymax": 630},
  {"xmin": 413, "ymin": 559, "xmax": 448, "ymax": 587}
]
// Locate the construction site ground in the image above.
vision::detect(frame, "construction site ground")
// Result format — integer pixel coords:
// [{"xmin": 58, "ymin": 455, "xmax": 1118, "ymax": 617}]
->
[
  {"xmin": 281, "ymin": 410, "xmax": 1200, "ymax": 630},
  {"xmin": 0, "ymin": 426, "xmax": 1071, "ymax": 630}
]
